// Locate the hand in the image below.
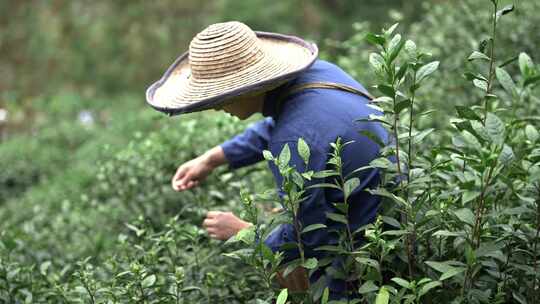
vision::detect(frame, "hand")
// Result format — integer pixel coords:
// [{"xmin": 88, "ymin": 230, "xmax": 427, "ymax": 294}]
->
[
  {"xmin": 172, "ymin": 146, "xmax": 228, "ymax": 191},
  {"xmin": 202, "ymin": 211, "xmax": 253, "ymax": 240}
]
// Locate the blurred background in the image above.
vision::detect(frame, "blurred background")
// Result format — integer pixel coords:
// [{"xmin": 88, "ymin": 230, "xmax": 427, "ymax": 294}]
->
[
  {"xmin": 0, "ymin": 0, "xmax": 423, "ymax": 101},
  {"xmin": 0, "ymin": 0, "xmax": 538, "ymax": 299}
]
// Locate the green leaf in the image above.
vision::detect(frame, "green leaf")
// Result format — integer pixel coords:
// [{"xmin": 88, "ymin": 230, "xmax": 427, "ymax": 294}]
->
[
  {"xmin": 356, "ymin": 257, "xmax": 380, "ymax": 270},
  {"xmin": 473, "ymin": 79, "xmax": 488, "ymax": 92},
  {"xmin": 276, "ymin": 288, "xmax": 288, "ymax": 304},
  {"xmin": 462, "ymin": 191, "xmax": 480, "ymax": 204},
  {"xmin": 475, "ymin": 241, "xmax": 504, "ymax": 258},
  {"xmin": 391, "ymin": 277, "xmax": 410, "ymax": 289},
  {"xmin": 418, "ymin": 281, "xmax": 442, "ymax": 298},
  {"xmin": 326, "ymin": 212, "xmax": 348, "ymax": 224},
  {"xmin": 433, "ymin": 230, "xmax": 463, "ymax": 237},
  {"xmin": 377, "ymin": 84, "xmax": 395, "ymax": 97},
  {"xmin": 367, "ymin": 188, "xmax": 408, "ymax": 207},
  {"xmin": 365, "ymin": 33, "xmax": 386, "ymax": 46},
  {"xmin": 413, "ymin": 128, "xmax": 435, "ymax": 144},
  {"xmin": 141, "ymin": 274, "xmax": 156, "ymax": 288},
  {"xmin": 485, "ymin": 113, "xmax": 505, "ymax": 145},
  {"xmin": 297, "ymin": 138, "xmax": 310, "ymax": 166},
  {"xmin": 395, "ymin": 99, "xmax": 412, "ymax": 114},
  {"xmin": 496, "ymin": 4, "xmax": 514, "ymax": 21},
  {"xmin": 278, "ymin": 144, "xmax": 291, "ymax": 169},
  {"xmin": 375, "ymin": 286, "xmax": 390, "ymax": 304},
  {"xmin": 358, "ymin": 280, "xmax": 379, "ymax": 294},
  {"xmin": 263, "ymin": 150, "xmax": 274, "ymax": 161},
  {"xmin": 498, "ymin": 144, "xmax": 514, "ymax": 166},
  {"xmin": 524, "ymin": 75, "xmax": 540, "ymax": 87},
  {"xmin": 40, "ymin": 261, "xmax": 51, "ymax": 276},
  {"xmin": 387, "ymin": 34, "xmax": 405, "ymax": 64},
  {"xmin": 381, "ymin": 216, "xmax": 401, "ymax": 228},
  {"xmin": 370, "ymin": 53, "xmax": 386, "ymax": 74},
  {"xmin": 396, "ymin": 64, "xmax": 409, "ymax": 81},
  {"xmin": 417, "ymin": 61, "xmax": 440, "ymax": 82},
  {"xmin": 453, "ymin": 208, "xmax": 475, "ymax": 226},
  {"xmin": 359, "ymin": 130, "xmax": 385, "ymax": 148},
  {"xmin": 404, "ymin": 40, "xmax": 417, "ymax": 58},
  {"xmin": 495, "ymin": 67, "xmax": 516, "ymax": 95},
  {"xmin": 439, "ymin": 268, "xmax": 465, "ymax": 281},
  {"xmin": 312, "ymin": 170, "xmax": 339, "ymax": 178},
  {"xmin": 425, "ymin": 261, "xmax": 462, "ymax": 274},
  {"xmin": 344, "ymin": 178, "xmax": 360, "ymax": 198},
  {"xmin": 468, "ymin": 51, "xmax": 490, "ymax": 61},
  {"xmin": 384, "ymin": 23, "xmax": 399, "ymax": 37},
  {"xmin": 302, "ymin": 224, "xmax": 327, "ymax": 234},
  {"xmin": 525, "ymin": 125, "xmax": 539, "ymax": 142},
  {"xmin": 306, "ymin": 183, "xmax": 342, "ymax": 191},
  {"xmin": 235, "ymin": 227, "xmax": 255, "ymax": 244},
  {"xmin": 321, "ymin": 288, "xmax": 330, "ymax": 304},
  {"xmin": 181, "ymin": 286, "xmax": 202, "ymax": 293},
  {"xmin": 519, "ymin": 53, "xmax": 534, "ymax": 76},
  {"xmin": 455, "ymin": 106, "xmax": 482, "ymax": 121},
  {"xmin": 303, "ymin": 258, "xmax": 318, "ymax": 269}
]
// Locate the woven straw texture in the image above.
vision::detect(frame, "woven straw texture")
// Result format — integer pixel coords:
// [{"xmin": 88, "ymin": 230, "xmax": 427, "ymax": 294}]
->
[{"xmin": 147, "ymin": 21, "xmax": 318, "ymax": 115}]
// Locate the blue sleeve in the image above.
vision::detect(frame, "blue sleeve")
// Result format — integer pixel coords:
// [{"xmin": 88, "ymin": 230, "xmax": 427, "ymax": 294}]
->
[
  {"xmin": 220, "ymin": 117, "xmax": 274, "ymax": 169},
  {"xmin": 263, "ymin": 140, "xmax": 332, "ymax": 260}
]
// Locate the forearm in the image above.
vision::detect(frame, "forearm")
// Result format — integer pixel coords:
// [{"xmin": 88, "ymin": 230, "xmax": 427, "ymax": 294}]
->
[{"xmin": 202, "ymin": 145, "xmax": 228, "ymax": 169}]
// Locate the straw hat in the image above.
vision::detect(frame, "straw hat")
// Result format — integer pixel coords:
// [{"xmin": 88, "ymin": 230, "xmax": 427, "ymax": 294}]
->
[{"xmin": 146, "ymin": 21, "xmax": 318, "ymax": 116}]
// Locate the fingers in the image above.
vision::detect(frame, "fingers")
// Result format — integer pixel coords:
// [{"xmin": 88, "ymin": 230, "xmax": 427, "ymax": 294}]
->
[
  {"xmin": 173, "ymin": 165, "xmax": 188, "ymax": 183},
  {"xmin": 172, "ymin": 172, "xmax": 200, "ymax": 191},
  {"xmin": 202, "ymin": 218, "xmax": 215, "ymax": 228},
  {"xmin": 206, "ymin": 211, "xmax": 221, "ymax": 218},
  {"xmin": 203, "ymin": 219, "xmax": 219, "ymax": 239},
  {"xmin": 171, "ymin": 166, "xmax": 187, "ymax": 191}
]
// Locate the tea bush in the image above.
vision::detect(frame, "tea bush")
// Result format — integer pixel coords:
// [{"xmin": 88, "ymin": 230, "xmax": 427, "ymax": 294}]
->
[{"xmin": 1, "ymin": 0, "xmax": 539, "ymax": 303}]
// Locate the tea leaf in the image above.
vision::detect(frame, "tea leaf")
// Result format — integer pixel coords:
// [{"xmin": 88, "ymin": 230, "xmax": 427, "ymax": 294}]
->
[
  {"xmin": 495, "ymin": 67, "xmax": 516, "ymax": 95},
  {"xmin": 468, "ymin": 51, "xmax": 490, "ymax": 61},
  {"xmin": 141, "ymin": 274, "xmax": 156, "ymax": 288},
  {"xmin": 344, "ymin": 178, "xmax": 360, "ymax": 198},
  {"xmin": 297, "ymin": 138, "xmax": 310, "ymax": 166},
  {"xmin": 485, "ymin": 113, "xmax": 505, "ymax": 145},
  {"xmin": 278, "ymin": 144, "xmax": 291, "ymax": 169},
  {"xmin": 417, "ymin": 61, "xmax": 440, "ymax": 82},
  {"xmin": 358, "ymin": 280, "xmax": 379, "ymax": 294},
  {"xmin": 303, "ymin": 258, "xmax": 318, "ymax": 269},
  {"xmin": 519, "ymin": 52, "xmax": 534, "ymax": 76},
  {"xmin": 375, "ymin": 286, "xmax": 390, "ymax": 304},
  {"xmin": 453, "ymin": 208, "xmax": 475, "ymax": 226},
  {"xmin": 302, "ymin": 224, "xmax": 327, "ymax": 234},
  {"xmin": 418, "ymin": 281, "xmax": 442, "ymax": 297},
  {"xmin": 391, "ymin": 277, "xmax": 410, "ymax": 289},
  {"xmin": 276, "ymin": 288, "xmax": 288, "ymax": 304}
]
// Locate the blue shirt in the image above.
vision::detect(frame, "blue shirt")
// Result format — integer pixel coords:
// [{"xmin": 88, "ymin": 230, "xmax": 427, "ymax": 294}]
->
[{"xmin": 221, "ymin": 60, "xmax": 388, "ymax": 260}]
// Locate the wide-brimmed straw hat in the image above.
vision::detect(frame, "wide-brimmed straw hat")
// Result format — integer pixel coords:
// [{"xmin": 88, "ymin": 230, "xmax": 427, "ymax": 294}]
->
[{"xmin": 146, "ymin": 21, "xmax": 318, "ymax": 116}]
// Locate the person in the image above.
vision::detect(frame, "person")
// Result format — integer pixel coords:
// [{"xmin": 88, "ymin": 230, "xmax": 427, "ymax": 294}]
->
[{"xmin": 146, "ymin": 21, "xmax": 387, "ymax": 300}]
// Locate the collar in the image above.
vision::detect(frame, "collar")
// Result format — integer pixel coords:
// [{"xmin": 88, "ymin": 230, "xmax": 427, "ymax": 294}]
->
[{"xmin": 262, "ymin": 80, "xmax": 295, "ymax": 118}]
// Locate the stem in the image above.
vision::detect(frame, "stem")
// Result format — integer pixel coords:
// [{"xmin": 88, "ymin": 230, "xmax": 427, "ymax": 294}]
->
[
  {"xmin": 405, "ymin": 70, "xmax": 419, "ymax": 279},
  {"xmin": 483, "ymin": 0, "xmax": 498, "ymax": 125},
  {"xmin": 293, "ymin": 208, "xmax": 305, "ymax": 264},
  {"xmin": 82, "ymin": 278, "xmax": 96, "ymax": 304},
  {"xmin": 472, "ymin": 163, "xmax": 495, "ymax": 248},
  {"xmin": 176, "ymin": 282, "xmax": 181, "ymax": 304},
  {"xmin": 138, "ymin": 281, "xmax": 146, "ymax": 304},
  {"xmin": 532, "ymin": 190, "xmax": 540, "ymax": 301}
]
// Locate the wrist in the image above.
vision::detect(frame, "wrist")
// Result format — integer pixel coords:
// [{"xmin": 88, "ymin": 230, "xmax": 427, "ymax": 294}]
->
[{"xmin": 203, "ymin": 146, "xmax": 227, "ymax": 168}]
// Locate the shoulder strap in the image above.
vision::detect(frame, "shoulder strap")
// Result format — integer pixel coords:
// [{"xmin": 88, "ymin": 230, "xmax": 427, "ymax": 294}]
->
[{"xmin": 276, "ymin": 81, "xmax": 374, "ymax": 106}]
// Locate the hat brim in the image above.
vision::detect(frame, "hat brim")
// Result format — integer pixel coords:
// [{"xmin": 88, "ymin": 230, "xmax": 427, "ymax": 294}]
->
[{"xmin": 146, "ymin": 31, "xmax": 318, "ymax": 116}]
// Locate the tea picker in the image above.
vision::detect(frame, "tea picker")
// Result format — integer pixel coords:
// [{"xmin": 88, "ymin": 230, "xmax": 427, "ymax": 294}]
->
[{"xmin": 146, "ymin": 21, "xmax": 387, "ymax": 301}]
